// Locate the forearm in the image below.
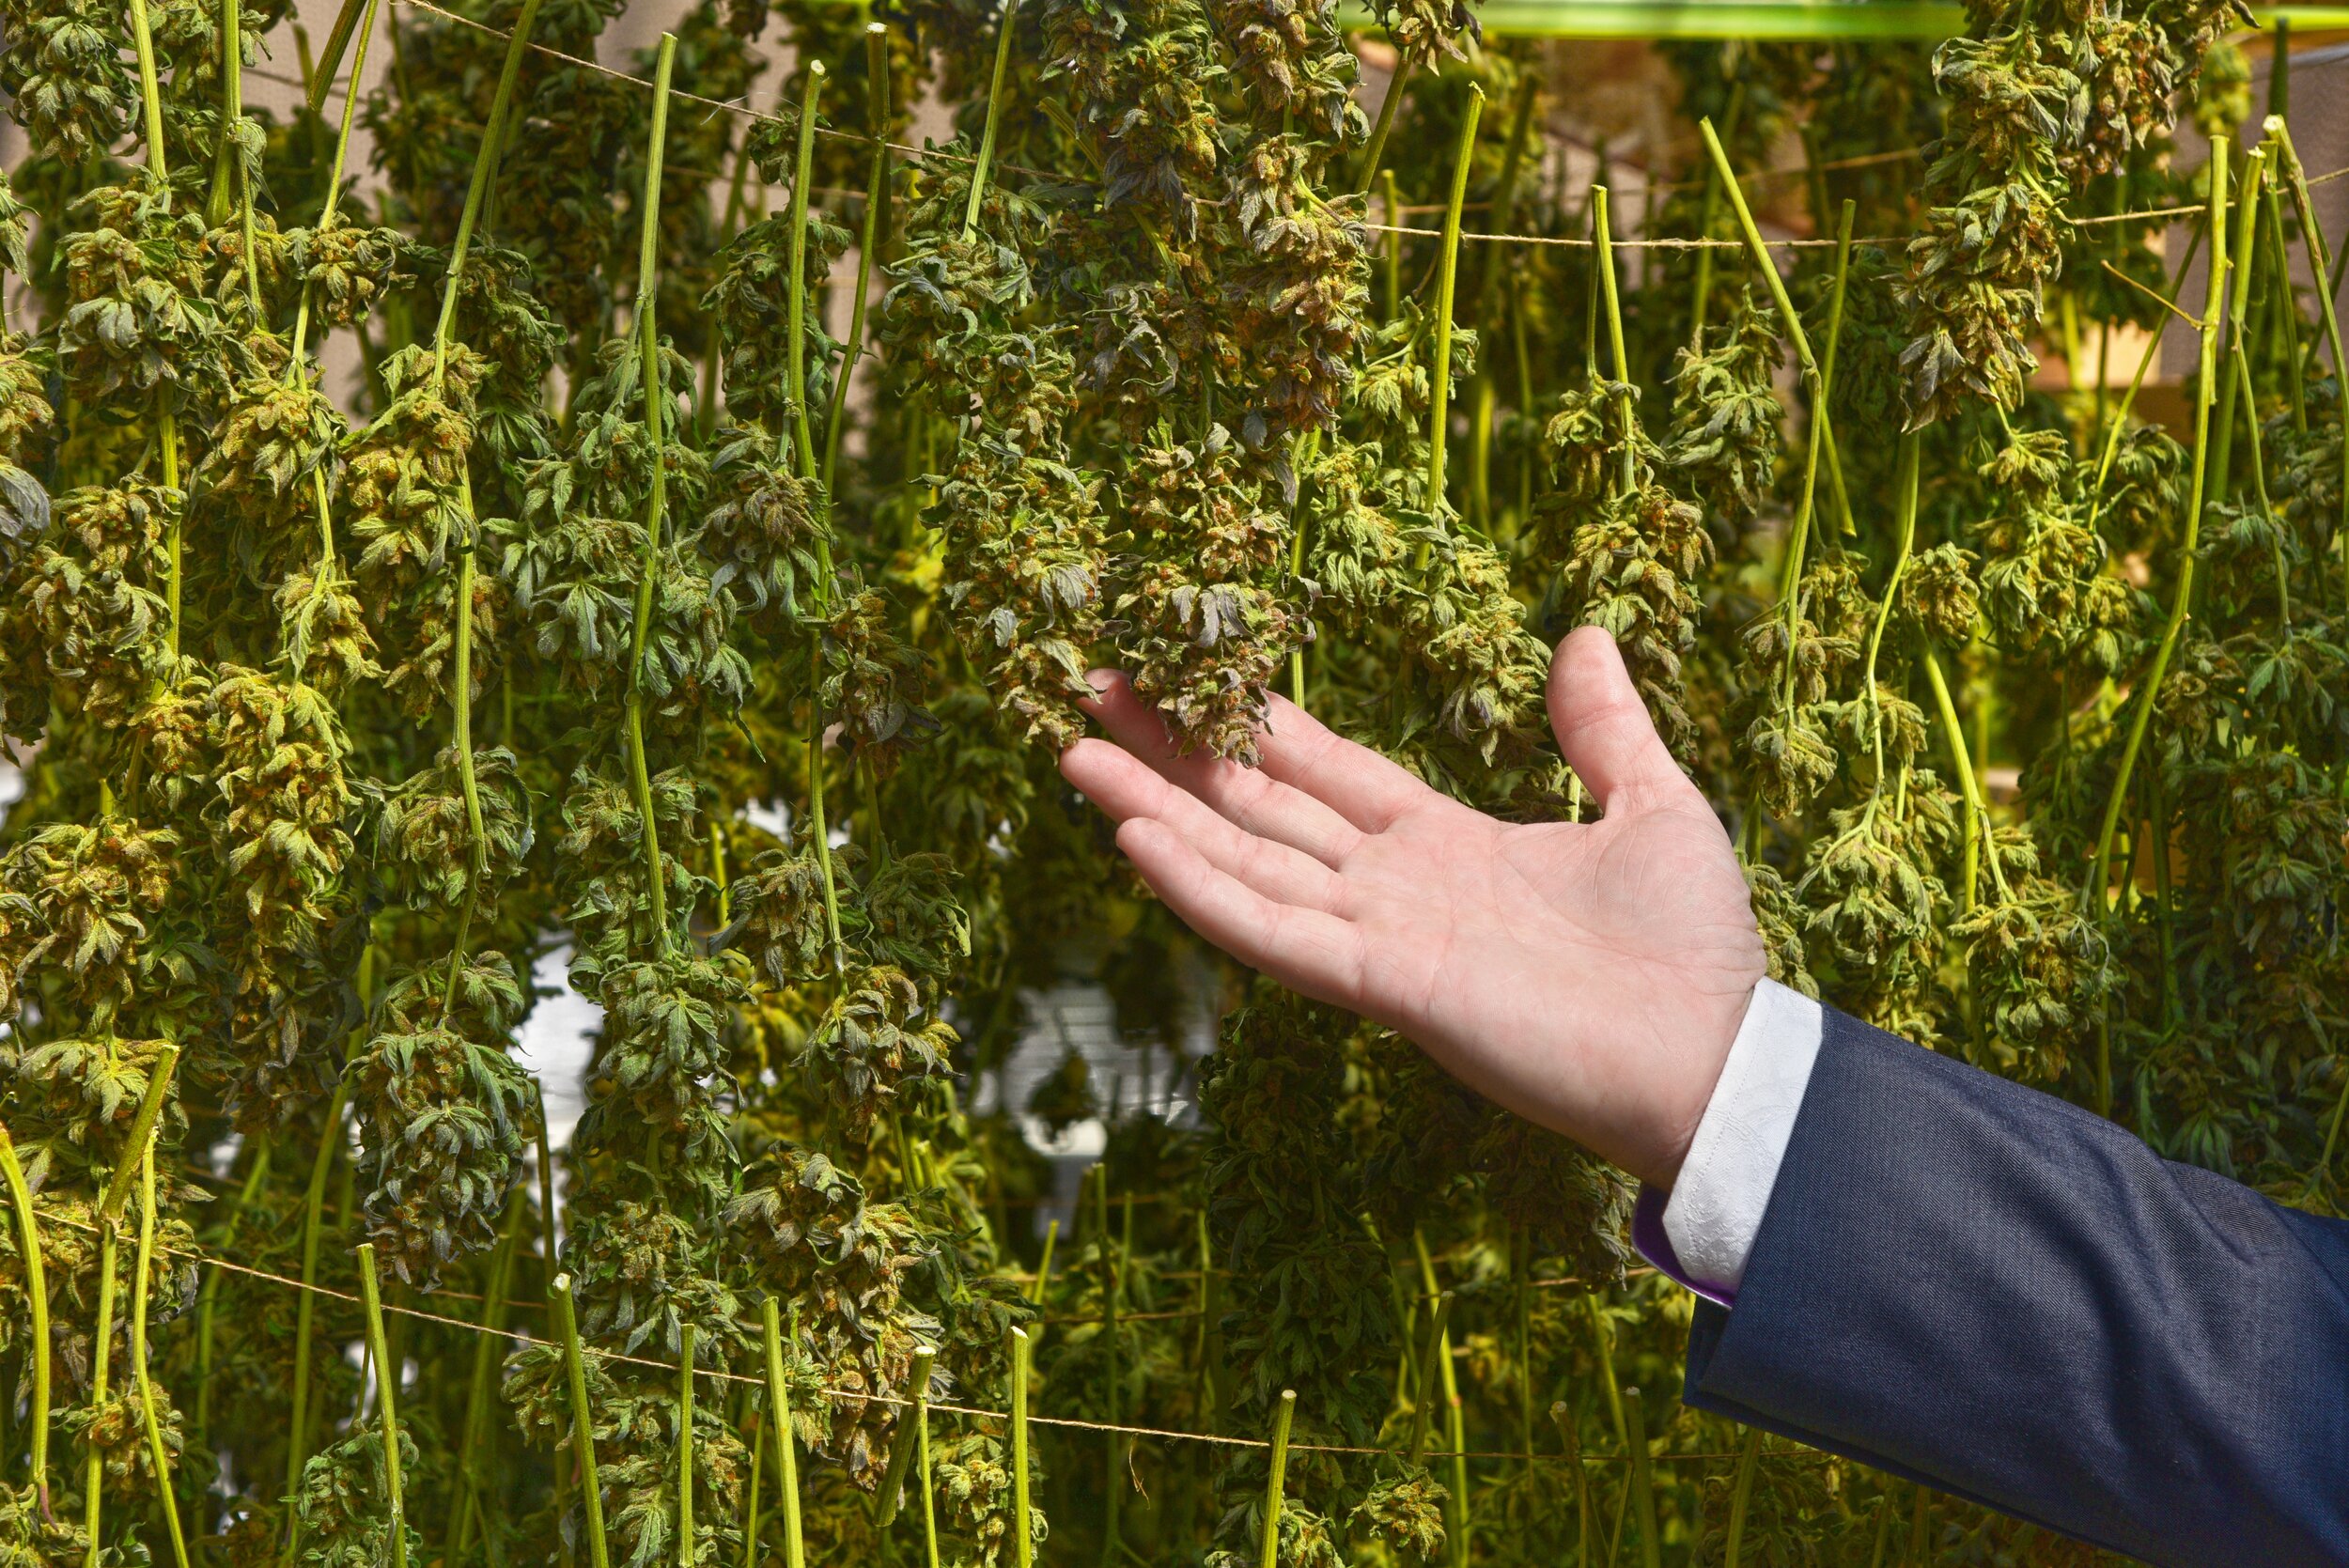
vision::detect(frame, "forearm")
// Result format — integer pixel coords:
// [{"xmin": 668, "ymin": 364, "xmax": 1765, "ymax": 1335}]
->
[{"xmin": 1642, "ymin": 1001, "xmax": 2349, "ymax": 1566}]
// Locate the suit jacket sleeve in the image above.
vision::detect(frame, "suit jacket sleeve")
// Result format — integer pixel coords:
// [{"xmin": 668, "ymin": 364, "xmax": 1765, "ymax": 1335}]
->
[{"xmin": 1678, "ymin": 1004, "xmax": 2349, "ymax": 1567}]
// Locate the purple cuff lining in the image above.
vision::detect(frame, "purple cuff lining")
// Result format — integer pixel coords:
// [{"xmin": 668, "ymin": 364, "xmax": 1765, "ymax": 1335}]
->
[{"xmin": 1632, "ymin": 1183, "xmax": 1735, "ymax": 1309}]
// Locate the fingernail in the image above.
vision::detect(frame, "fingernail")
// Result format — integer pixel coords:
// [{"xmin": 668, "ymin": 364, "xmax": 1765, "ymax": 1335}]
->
[{"xmin": 1084, "ymin": 669, "xmax": 1117, "ymax": 696}]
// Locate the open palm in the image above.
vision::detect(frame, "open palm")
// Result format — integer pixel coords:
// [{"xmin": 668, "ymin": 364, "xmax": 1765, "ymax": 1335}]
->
[{"xmin": 1060, "ymin": 627, "xmax": 1765, "ymax": 1188}]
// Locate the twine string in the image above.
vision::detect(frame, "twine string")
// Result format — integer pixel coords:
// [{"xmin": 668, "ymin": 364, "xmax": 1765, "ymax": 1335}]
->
[
  {"xmin": 377, "ymin": 0, "xmax": 2349, "ymax": 254},
  {"xmin": 45, "ymin": 1207, "xmax": 1812, "ymax": 1467}
]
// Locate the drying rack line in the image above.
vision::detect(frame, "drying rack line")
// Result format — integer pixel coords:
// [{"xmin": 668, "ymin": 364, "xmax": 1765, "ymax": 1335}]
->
[
  {"xmin": 376, "ymin": 0, "xmax": 2349, "ymax": 255},
  {"xmin": 43, "ymin": 1206, "xmax": 1817, "ymax": 1467}
]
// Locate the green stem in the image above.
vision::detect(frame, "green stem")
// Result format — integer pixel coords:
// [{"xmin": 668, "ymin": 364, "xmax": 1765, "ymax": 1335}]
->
[
  {"xmin": 306, "ymin": 461, "xmax": 340, "ymax": 612},
  {"xmin": 1724, "ymin": 1427, "xmax": 1762, "ymax": 1568},
  {"xmin": 763, "ymin": 1298, "xmax": 806, "ymax": 1568},
  {"xmin": 1100, "ymin": 1179, "xmax": 1125, "ymax": 1567},
  {"xmin": 739, "ymin": 1406, "xmax": 762, "ymax": 1568},
  {"xmin": 451, "ymin": 1185, "xmax": 527, "ymax": 1561},
  {"xmin": 806, "ymin": 717, "xmax": 847, "ymax": 972},
  {"xmin": 961, "ymin": 0, "xmax": 1021, "ymax": 243},
  {"xmin": 229, "ymin": 9, "xmax": 262, "ymax": 321},
  {"xmin": 431, "ymin": 0, "xmax": 550, "ymax": 383},
  {"xmin": 534, "ymin": 1079, "xmax": 560, "ymax": 1272},
  {"xmin": 1470, "ymin": 376, "xmax": 1496, "ymax": 531},
  {"xmin": 2087, "ymin": 226, "xmax": 2203, "ymax": 526},
  {"xmin": 1010, "ymin": 1324, "xmax": 1033, "ymax": 1568},
  {"xmin": 1288, "ymin": 428, "xmax": 1314, "ymax": 699},
  {"xmin": 820, "ymin": 25, "xmax": 894, "ymax": 495},
  {"xmin": 2270, "ymin": 120, "xmax": 2349, "ymax": 601},
  {"xmin": 0, "ymin": 1131, "xmax": 51, "ymax": 1517},
  {"xmin": 677, "ymin": 1323, "xmax": 695, "ymax": 1568},
  {"xmin": 2332, "ymin": 206, "xmax": 2348, "ymax": 305},
  {"xmin": 1404, "ymin": 1290, "xmax": 1453, "ymax": 1466},
  {"xmin": 1819, "ymin": 200, "xmax": 1857, "ymax": 536},
  {"xmin": 1702, "ymin": 119, "xmax": 1836, "ymax": 709},
  {"xmin": 128, "ymin": 0, "xmax": 169, "ymax": 191},
  {"xmin": 1411, "ymin": 1234, "xmax": 1467, "ymax": 1568},
  {"xmin": 1191, "ymin": 1210, "xmax": 1218, "ymax": 1429},
  {"xmin": 283, "ymin": 1077, "xmax": 351, "ymax": 1564},
  {"xmin": 2145, "ymin": 756, "xmax": 2178, "ymax": 1025},
  {"xmin": 786, "ymin": 62, "xmax": 828, "ymax": 483},
  {"xmin": 1256, "ymin": 1389, "xmax": 1295, "ymax": 1568},
  {"xmin": 701, "ymin": 140, "xmax": 756, "ymax": 441},
  {"xmin": 1355, "ymin": 53, "xmax": 1414, "ymax": 196},
  {"xmin": 1593, "ymin": 185, "xmax": 1634, "ymax": 494},
  {"xmin": 620, "ymin": 683, "xmax": 664, "ymax": 949},
  {"xmin": 82, "ymin": 1224, "xmax": 115, "ymax": 1568},
  {"xmin": 1511, "ymin": 1227, "xmax": 1533, "ymax": 1467},
  {"xmin": 874, "ymin": 1343, "xmax": 936, "ymax": 1527},
  {"xmin": 1549, "ymin": 1403, "xmax": 1591, "ymax": 1567},
  {"xmin": 1581, "ymin": 199, "xmax": 1602, "ymax": 387},
  {"xmin": 1924, "ymin": 648, "xmax": 1998, "ymax": 908},
  {"xmin": 357, "ymin": 1244, "xmax": 408, "ymax": 1568},
  {"xmin": 2207, "ymin": 150, "xmax": 2268, "ymax": 520},
  {"xmin": 1699, "ymin": 119, "xmax": 1830, "ymax": 403},
  {"xmin": 1582, "ymin": 1292, "xmax": 1626, "ymax": 1450},
  {"xmin": 306, "ymin": 0, "xmax": 370, "ymax": 113},
  {"xmin": 1799, "ymin": 120, "xmax": 1832, "ymax": 239},
  {"xmin": 98, "ymin": 1045, "xmax": 178, "ymax": 1225},
  {"xmin": 1446, "ymin": 1389, "xmax": 1470, "ymax": 1568},
  {"xmin": 1861, "ymin": 434, "xmax": 1921, "ymax": 788},
  {"xmin": 711, "ymin": 820, "xmax": 733, "ymax": 925},
  {"xmin": 1688, "ymin": 81, "xmax": 1746, "ymax": 346},
  {"xmin": 289, "ymin": 0, "xmax": 383, "ymax": 374},
  {"xmin": 2232, "ymin": 345, "xmax": 2290, "ymax": 627},
  {"xmin": 782, "ymin": 63, "xmax": 849, "ymax": 973},
  {"xmin": 1607, "ymin": 1438, "xmax": 1634, "ymax": 1562},
  {"xmin": 1869, "ymin": 1487, "xmax": 1897, "ymax": 1568},
  {"xmin": 1464, "ymin": 77, "xmax": 1535, "ymax": 534},
  {"xmin": 2089, "ymin": 146, "xmax": 2234, "ymax": 913},
  {"xmin": 2264, "ymin": 179, "xmax": 2304, "ymax": 429},
  {"xmin": 540, "ymin": 1093, "xmax": 576, "ymax": 1563},
  {"xmin": 1773, "ymin": 393, "xmax": 1830, "ymax": 719},
  {"xmin": 1034, "ymin": 1217, "xmax": 1058, "ymax": 1307},
  {"xmin": 551, "ymin": 1275, "xmax": 613, "ymax": 1568},
  {"xmin": 160, "ymin": 415, "xmax": 181, "ymax": 668},
  {"xmin": 916, "ymin": 1343, "xmax": 940, "ymax": 1568},
  {"xmin": 1418, "ymin": 85, "xmax": 1484, "ymax": 561},
  {"xmin": 1511, "ymin": 273, "xmax": 1534, "ymax": 530},
  {"xmin": 440, "ymin": 473, "xmax": 490, "ymax": 1018},
  {"xmin": 209, "ymin": 0, "xmax": 239, "ymax": 222},
  {"xmin": 132, "ymin": 1150, "xmax": 191, "ymax": 1568},
  {"xmin": 2096, "ymin": 315, "xmax": 2111, "ymax": 438},
  {"xmin": 625, "ymin": 35, "xmax": 679, "ymax": 959},
  {"xmin": 1624, "ymin": 1387, "xmax": 1661, "ymax": 1568},
  {"xmin": 1381, "ymin": 169, "xmax": 1402, "ymax": 322}
]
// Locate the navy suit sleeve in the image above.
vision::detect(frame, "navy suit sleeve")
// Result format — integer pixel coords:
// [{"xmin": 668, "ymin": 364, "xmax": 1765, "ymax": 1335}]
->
[{"xmin": 1680, "ymin": 1005, "xmax": 2349, "ymax": 1567}]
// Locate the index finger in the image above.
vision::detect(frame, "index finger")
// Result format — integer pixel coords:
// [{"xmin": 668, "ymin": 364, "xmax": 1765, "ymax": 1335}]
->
[
  {"xmin": 1082, "ymin": 674, "xmax": 1365, "ymax": 865},
  {"xmin": 1252, "ymin": 691, "xmax": 1440, "ymax": 834}
]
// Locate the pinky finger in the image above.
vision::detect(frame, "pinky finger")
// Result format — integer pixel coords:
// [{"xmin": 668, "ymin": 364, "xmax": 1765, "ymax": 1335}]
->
[{"xmin": 1115, "ymin": 817, "xmax": 1366, "ymax": 1007}]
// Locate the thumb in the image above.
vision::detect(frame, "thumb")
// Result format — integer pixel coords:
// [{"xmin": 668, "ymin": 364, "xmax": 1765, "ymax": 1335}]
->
[{"xmin": 1546, "ymin": 626, "xmax": 1689, "ymax": 813}]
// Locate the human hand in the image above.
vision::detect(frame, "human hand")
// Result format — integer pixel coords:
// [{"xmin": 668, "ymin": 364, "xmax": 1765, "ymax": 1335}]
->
[{"xmin": 1059, "ymin": 627, "xmax": 1766, "ymax": 1188}]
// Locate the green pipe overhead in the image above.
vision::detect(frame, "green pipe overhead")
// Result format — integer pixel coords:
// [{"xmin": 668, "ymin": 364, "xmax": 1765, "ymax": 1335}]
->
[{"xmin": 1332, "ymin": 2, "xmax": 2349, "ymax": 40}]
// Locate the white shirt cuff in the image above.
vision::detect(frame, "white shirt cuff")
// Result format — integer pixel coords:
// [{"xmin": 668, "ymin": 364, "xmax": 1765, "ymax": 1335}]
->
[{"xmin": 1660, "ymin": 978, "xmax": 1825, "ymax": 1295}]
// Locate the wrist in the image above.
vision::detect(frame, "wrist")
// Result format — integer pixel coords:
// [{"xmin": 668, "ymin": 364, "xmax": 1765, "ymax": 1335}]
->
[
  {"xmin": 1641, "ymin": 975, "xmax": 1761, "ymax": 1189},
  {"xmin": 1653, "ymin": 978, "xmax": 1828, "ymax": 1295}
]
